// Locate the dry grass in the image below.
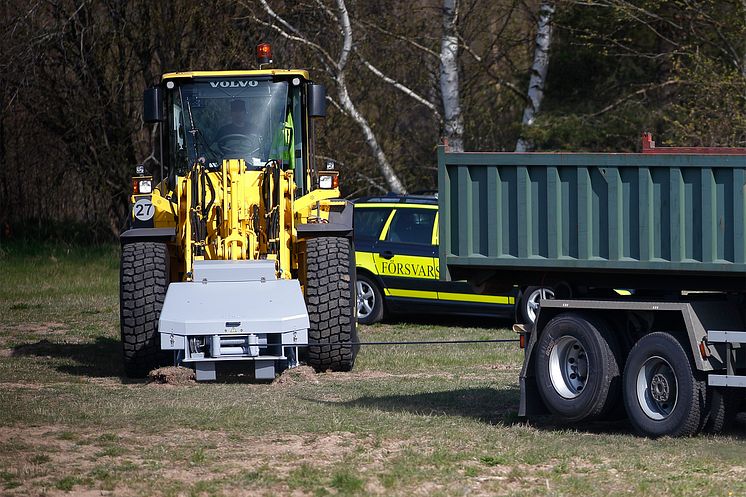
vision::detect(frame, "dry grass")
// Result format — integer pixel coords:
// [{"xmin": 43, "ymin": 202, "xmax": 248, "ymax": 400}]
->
[{"xmin": 0, "ymin": 244, "xmax": 744, "ymax": 496}]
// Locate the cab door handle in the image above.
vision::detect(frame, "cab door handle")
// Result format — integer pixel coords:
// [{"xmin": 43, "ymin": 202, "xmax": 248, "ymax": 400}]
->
[{"xmin": 379, "ymin": 250, "xmax": 394, "ymax": 260}]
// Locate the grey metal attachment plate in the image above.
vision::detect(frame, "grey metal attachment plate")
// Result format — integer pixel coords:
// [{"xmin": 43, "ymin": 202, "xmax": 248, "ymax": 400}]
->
[
  {"xmin": 193, "ymin": 259, "xmax": 277, "ymax": 282},
  {"xmin": 707, "ymin": 330, "xmax": 746, "ymax": 344},
  {"xmin": 708, "ymin": 374, "xmax": 746, "ymax": 388},
  {"xmin": 159, "ymin": 278, "xmax": 310, "ymax": 336}
]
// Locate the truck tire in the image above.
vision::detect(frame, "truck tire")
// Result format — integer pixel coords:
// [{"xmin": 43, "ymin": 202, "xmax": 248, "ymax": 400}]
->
[
  {"xmin": 702, "ymin": 387, "xmax": 740, "ymax": 434},
  {"xmin": 120, "ymin": 242, "xmax": 171, "ymax": 378},
  {"xmin": 356, "ymin": 274, "xmax": 384, "ymax": 325},
  {"xmin": 305, "ymin": 237, "xmax": 358, "ymax": 372},
  {"xmin": 535, "ymin": 313, "xmax": 622, "ymax": 422},
  {"xmin": 520, "ymin": 286, "xmax": 555, "ymax": 324},
  {"xmin": 623, "ymin": 332, "xmax": 705, "ymax": 438}
]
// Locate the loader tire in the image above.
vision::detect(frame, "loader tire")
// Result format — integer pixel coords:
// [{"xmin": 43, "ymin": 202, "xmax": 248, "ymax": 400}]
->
[
  {"xmin": 120, "ymin": 242, "xmax": 171, "ymax": 378},
  {"xmin": 305, "ymin": 236, "xmax": 358, "ymax": 372}
]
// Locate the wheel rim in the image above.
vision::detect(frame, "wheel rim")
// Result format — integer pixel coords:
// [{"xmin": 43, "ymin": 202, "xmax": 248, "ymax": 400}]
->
[
  {"xmin": 635, "ymin": 356, "xmax": 678, "ymax": 420},
  {"xmin": 356, "ymin": 280, "xmax": 375, "ymax": 319},
  {"xmin": 548, "ymin": 335, "xmax": 588, "ymax": 399},
  {"xmin": 526, "ymin": 287, "xmax": 555, "ymax": 323}
]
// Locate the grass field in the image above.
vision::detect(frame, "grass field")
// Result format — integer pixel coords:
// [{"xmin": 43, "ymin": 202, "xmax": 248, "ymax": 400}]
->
[{"xmin": 0, "ymin": 243, "xmax": 744, "ymax": 497}]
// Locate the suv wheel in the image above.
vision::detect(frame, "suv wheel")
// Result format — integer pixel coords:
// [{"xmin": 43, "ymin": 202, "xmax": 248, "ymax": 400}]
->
[
  {"xmin": 356, "ymin": 274, "xmax": 384, "ymax": 324},
  {"xmin": 521, "ymin": 286, "xmax": 555, "ymax": 324}
]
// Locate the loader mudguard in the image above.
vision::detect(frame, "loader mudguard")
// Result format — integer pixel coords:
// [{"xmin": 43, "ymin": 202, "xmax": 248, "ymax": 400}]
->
[
  {"xmin": 120, "ymin": 227, "xmax": 176, "ymax": 244},
  {"xmin": 296, "ymin": 200, "xmax": 353, "ymax": 239}
]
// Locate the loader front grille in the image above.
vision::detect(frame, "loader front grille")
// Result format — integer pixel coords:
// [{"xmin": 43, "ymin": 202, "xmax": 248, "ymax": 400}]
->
[{"xmin": 185, "ymin": 333, "xmax": 287, "ymax": 361}]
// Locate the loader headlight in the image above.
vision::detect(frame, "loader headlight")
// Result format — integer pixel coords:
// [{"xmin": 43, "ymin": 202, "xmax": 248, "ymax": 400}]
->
[
  {"xmin": 319, "ymin": 175, "xmax": 333, "ymax": 189},
  {"xmin": 135, "ymin": 164, "xmax": 146, "ymax": 175},
  {"xmin": 138, "ymin": 180, "xmax": 152, "ymax": 194},
  {"xmin": 318, "ymin": 172, "xmax": 339, "ymax": 190}
]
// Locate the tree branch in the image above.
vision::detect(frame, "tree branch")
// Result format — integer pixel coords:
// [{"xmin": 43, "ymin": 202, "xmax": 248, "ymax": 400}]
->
[
  {"xmin": 251, "ymin": 0, "xmax": 338, "ymax": 69},
  {"xmin": 588, "ymin": 79, "xmax": 683, "ymax": 117},
  {"xmin": 354, "ymin": 19, "xmax": 439, "ymax": 59},
  {"xmin": 458, "ymin": 33, "xmax": 528, "ymax": 102},
  {"xmin": 355, "ymin": 49, "xmax": 442, "ymax": 122}
]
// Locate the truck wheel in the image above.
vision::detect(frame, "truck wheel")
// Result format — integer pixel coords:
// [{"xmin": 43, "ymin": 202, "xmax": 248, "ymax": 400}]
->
[
  {"xmin": 535, "ymin": 313, "xmax": 622, "ymax": 422},
  {"xmin": 356, "ymin": 274, "xmax": 384, "ymax": 325},
  {"xmin": 120, "ymin": 242, "xmax": 171, "ymax": 378},
  {"xmin": 702, "ymin": 387, "xmax": 740, "ymax": 434},
  {"xmin": 305, "ymin": 237, "xmax": 358, "ymax": 372},
  {"xmin": 623, "ymin": 332, "xmax": 705, "ymax": 438},
  {"xmin": 521, "ymin": 286, "xmax": 555, "ymax": 324}
]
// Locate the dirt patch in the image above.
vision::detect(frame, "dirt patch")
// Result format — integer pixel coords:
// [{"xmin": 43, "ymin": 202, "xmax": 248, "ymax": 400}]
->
[
  {"xmin": 0, "ymin": 382, "xmax": 53, "ymax": 390},
  {"xmin": 323, "ymin": 370, "xmax": 491, "ymax": 381},
  {"xmin": 485, "ymin": 363, "xmax": 521, "ymax": 371},
  {"xmin": 0, "ymin": 322, "xmax": 68, "ymax": 335},
  {"xmin": 147, "ymin": 366, "xmax": 196, "ymax": 385},
  {"xmin": 273, "ymin": 365, "xmax": 319, "ymax": 385}
]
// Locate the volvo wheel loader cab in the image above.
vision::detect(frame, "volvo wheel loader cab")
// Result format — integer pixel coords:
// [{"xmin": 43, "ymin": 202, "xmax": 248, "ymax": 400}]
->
[{"xmin": 119, "ymin": 47, "xmax": 358, "ymax": 380}]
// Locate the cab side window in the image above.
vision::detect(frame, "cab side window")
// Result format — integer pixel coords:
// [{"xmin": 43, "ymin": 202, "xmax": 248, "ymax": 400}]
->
[
  {"xmin": 386, "ymin": 209, "xmax": 436, "ymax": 245},
  {"xmin": 354, "ymin": 208, "xmax": 392, "ymax": 240}
]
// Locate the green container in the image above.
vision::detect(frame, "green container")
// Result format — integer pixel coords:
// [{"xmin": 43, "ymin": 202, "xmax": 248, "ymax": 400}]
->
[{"xmin": 438, "ymin": 148, "xmax": 746, "ymax": 291}]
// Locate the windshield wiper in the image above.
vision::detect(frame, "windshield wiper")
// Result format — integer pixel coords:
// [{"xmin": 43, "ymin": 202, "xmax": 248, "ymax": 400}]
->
[
  {"xmin": 179, "ymin": 88, "xmax": 214, "ymax": 166},
  {"xmin": 184, "ymin": 94, "xmax": 201, "ymax": 161}
]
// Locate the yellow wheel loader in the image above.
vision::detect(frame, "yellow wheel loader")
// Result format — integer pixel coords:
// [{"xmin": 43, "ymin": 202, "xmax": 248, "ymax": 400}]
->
[{"xmin": 119, "ymin": 46, "xmax": 358, "ymax": 380}]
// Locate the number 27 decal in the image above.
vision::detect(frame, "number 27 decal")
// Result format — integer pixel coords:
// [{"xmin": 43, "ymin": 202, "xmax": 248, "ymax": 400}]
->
[{"xmin": 133, "ymin": 199, "xmax": 155, "ymax": 221}]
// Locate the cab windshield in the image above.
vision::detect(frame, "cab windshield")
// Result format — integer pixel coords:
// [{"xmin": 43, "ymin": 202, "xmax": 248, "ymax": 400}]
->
[{"xmin": 168, "ymin": 78, "xmax": 299, "ymax": 171}]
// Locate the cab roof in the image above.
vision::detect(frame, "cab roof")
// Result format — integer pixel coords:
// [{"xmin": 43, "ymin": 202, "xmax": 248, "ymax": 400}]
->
[
  {"xmin": 161, "ymin": 69, "xmax": 310, "ymax": 80},
  {"xmin": 353, "ymin": 193, "xmax": 437, "ymax": 206}
]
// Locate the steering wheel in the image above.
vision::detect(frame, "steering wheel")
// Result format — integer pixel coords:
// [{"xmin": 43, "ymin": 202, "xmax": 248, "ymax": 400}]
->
[{"xmin": 216, "ymin": 133, "xmax": 262, "ymax": 158}]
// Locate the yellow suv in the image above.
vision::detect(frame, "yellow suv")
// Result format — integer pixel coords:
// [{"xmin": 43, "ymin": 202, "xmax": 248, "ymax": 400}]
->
[{"xmin": 353, "ymin": 194, "xmax": 550, "ymax": 324}]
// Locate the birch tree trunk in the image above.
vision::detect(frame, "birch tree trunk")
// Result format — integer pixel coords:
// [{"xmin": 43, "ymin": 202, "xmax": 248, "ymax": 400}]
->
[
  {"xmin": 257, "ymin": 0, "xmax": 407, "ymax": 194},
  {"xmin": 440, "ymin": 0, "xmax": 464, "ymax": 152},
  {"xmin": 334, "ymin": 0, "xmax": 406, "ymax": 193},
  {"xmin": 515, "ymin": 1, "xmax": 555, "ymax": 152}
]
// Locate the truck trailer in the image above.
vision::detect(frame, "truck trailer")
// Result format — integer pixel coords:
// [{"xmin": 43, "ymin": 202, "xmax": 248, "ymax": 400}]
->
[{"xmin": 438, "ymin": 135, "xmax": 746, "ymax": 437}]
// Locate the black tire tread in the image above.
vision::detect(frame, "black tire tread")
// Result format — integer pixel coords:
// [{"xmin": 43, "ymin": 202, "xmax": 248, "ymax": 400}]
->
[
  {"xmin": 120, "ymin": 242, "xmax": 170, "ymax": 378},
  {"xmin": 305, "ymin": 237, "xmax": 358, "ymax": 372},
  {"xmin": 623, "ymin": 332, "xmax": 704, "ymax": 438},
  {"xmin": 703, "ymin": 387, "xmax": 740, "ymax": 434},
  {"xmin": 535, "ymin": 312, "xmax": 622, "ymax": 422}
]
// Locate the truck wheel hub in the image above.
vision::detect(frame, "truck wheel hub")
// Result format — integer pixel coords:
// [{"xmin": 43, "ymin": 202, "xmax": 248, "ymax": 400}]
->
[
  {"xmin": 650, "ymin": 373, "xmax": 670, "ymax": 402},
  {"xmin": 549, "ymin": 336, "xmax": 588, "ymax": 399},
  {"xmin": 636, "ymin": 356, "xmax": 678, "ymax": 420}
]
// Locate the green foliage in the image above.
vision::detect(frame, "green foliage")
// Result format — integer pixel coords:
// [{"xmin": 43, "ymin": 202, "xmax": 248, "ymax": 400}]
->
[
  {"xmin": 330, "ymin": 470, "xmax": 364, "ymax": 494},
  {"xmin": 29, "ymin": 454, "xmax": 51, "ymax": 465},
  {"xmin": 531, "ymin": 0, "xmax": 746, "ymax": 151},
  {"xmin": 664, "ymin": 57, "xmax": 746, "ymax": 146},
  {"xmin": 189, "ymin": 448, "xmax": 207, "ymax": 466},
  {"xmin": 4, "ymin": 0, "xmax": 746, "ymax": 230},
  {"xmin": 480, "ymin": 455, "xmax": 509, "ymax": 466},
  {"xmin": 2, "ymin": 219, "xmax": 119, "ymax": 245},
  {"xmin": 55, "ymin": 476, "xmax": 81, "ymax": 492},
  {"xmin": 0, "ymin": 471, "xmax": 20, "ymax": 489}
]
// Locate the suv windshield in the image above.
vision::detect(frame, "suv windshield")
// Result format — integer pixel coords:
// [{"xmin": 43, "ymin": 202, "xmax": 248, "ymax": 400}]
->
[{"xmin": 169, "ymin": 79, "xmax": 293, "ymax": 171}]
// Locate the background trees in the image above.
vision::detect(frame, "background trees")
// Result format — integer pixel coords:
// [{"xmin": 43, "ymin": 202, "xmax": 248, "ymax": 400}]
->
[
  {"xmin": 526, "ymin": 0, "xmax": 746, "ymax": 150},
  {"xmin": 1, "ymin": 0, "xmax": 744, "ymax": 240}
]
